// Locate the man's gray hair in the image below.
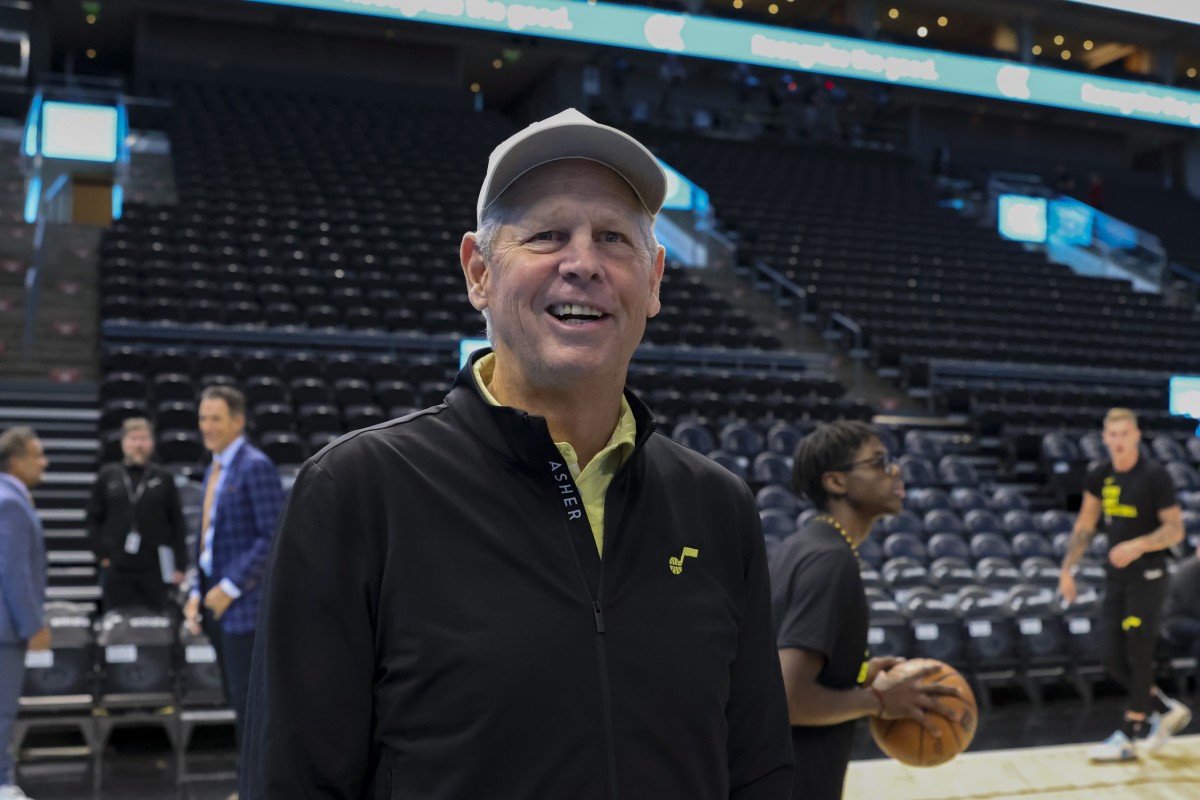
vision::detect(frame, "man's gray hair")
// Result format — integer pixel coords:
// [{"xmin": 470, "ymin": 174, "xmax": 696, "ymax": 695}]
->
[
  {"xmin": 472, "ymin": 189, "xmax": 661, "ymax": 344},
  {"xmin": 0, "ymin": 426, "xmax": 37, "ymax": 472}
]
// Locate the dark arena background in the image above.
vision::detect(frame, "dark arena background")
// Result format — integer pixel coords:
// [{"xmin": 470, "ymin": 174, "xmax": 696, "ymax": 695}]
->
[{"xmin": 4, "ymin": 0, "xmax": 1200, "ymax": 797}]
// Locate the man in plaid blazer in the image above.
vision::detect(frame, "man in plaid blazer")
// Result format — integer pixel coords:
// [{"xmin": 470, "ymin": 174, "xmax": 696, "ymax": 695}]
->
[{"xmin": 185, "ymin": 386, "xmax": 284, "ymax": 793}]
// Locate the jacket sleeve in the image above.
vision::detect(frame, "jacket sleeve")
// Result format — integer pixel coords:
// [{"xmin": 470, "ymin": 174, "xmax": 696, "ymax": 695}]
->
[
  {"xmin": 86, "ymin": 466, "xmax": 110, "ymax": 563},
  {"xmin": 241, "ymin": 460, "xmax": 376, "ymax": 799},
  {"xmin": 223, "ymin": 454, "xmax": 285, "ymax": 594},
  {"xmin": 727, "ymin": 489, "xmax": 795, "ymax": 799},
  {"xmin": 0, "ymin": 497, "xmax": 45, "ymax": 640}
]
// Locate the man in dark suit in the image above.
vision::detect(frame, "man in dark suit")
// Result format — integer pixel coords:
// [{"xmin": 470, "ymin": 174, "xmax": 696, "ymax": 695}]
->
[
  {"xmin": 0, "ymin": 426, "xmax": 50, "ymax": 799},
  {"xmin": 87, "ymin": 417, "xmax": 187, "ymax": 611},
  {"xmin": 183, "ymin": 387, "xmax": 283, "ymax": 797}
]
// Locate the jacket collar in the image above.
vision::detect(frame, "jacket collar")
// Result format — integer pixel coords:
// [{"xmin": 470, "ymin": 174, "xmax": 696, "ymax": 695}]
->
[
  {"xmin": 0, "ymin": 472, "xmax": 31, "ymax": 504},
  {"xmin": 445, "ymin": 348, "xmax": 656, "ymax": 470}
]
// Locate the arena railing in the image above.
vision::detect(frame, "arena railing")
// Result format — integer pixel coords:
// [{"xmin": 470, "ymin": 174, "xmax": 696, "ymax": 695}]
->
[
  {"xmin": 925, "ymin": 358, "xmax": 1170, "ymax": 412},
  {"xmin": 101, "ymin": 320, "xmax": 832, "ymax": 376}
]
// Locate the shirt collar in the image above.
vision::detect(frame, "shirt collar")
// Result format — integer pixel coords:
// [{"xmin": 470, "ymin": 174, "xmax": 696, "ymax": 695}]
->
[
  {"xmin": 214, "ymin": 436, "xmax": 246, "ymax": 470},
  {"xmin": 472, "ymin": 353, "xmax": 638, "ymax": 456}
]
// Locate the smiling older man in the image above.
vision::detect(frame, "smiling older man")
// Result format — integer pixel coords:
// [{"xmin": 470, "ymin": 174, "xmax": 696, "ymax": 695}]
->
[{"xmin": 241, "ymin": 109, "xmax": 793, "ymax": 800}]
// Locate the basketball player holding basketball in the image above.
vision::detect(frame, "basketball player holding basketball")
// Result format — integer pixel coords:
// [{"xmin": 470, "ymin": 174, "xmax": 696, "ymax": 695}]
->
[
  {"xmin": 1058, "ymin": 408, "xmax": 1191, "ymax": 762},
  {"xmin": 772, "ymin": 421, "xmax": 960, "ymax": 799}
]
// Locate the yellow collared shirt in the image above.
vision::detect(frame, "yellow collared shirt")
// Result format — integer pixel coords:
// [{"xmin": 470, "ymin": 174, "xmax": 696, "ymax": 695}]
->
[{"xmin": 473, "ymin": 353, "xmax": 635, "ymax": 557}]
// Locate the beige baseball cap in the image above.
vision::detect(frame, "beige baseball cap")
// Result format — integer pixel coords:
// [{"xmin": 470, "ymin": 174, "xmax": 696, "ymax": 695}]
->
[{"xmin": 476, "ymin": 108, "xmax": 667, "ymax": 225}]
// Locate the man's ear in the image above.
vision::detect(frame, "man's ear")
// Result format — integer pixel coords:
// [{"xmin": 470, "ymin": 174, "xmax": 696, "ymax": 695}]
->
[
  {"xmin": 821, "ymin": 470, "xmax": 846, "ymax": 500},
  {"xmin": 461, "ymin": 233, "xmax": 490, "ymax": 313},
  {"xmin": 646, "ymin": 245, "xmax": 666, "ymax": 318}
]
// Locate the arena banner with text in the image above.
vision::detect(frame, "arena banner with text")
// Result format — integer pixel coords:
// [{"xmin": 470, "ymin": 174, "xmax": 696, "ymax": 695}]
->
[{"xmin": 248, "ymin": 0, "xmax": 1200, "ymax": 130}]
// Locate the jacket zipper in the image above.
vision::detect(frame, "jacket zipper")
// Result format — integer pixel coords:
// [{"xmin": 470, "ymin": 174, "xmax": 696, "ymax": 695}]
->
[{"xmin": 563, "ymin": 506, "xmax": 619, "ymax": 800}]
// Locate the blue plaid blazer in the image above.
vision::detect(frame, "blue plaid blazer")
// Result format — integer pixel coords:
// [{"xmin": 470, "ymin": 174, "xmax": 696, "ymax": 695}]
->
[{"xmin": 201, "ymin": 443, "xmax": 285, "ymax": 635}]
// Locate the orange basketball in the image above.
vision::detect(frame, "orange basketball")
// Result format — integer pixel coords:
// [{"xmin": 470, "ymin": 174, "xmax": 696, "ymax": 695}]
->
[{"xmin": 868, "ymin": 659, "xmax": 978, "ymax": 767}]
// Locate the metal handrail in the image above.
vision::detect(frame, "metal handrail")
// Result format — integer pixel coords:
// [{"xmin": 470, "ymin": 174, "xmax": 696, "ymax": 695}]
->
[
  {"xmin": 753, "ymin": 259, "xmax": 808, "ymax": 321},
  {"xmin": 825, "ymin": 311, "xmax": 865, "ymax": 391},
  {"xmin": 828, "ymin": 312, "xmax": 863, "ymax": 351},
  {"xmin": 928, "ymin": 358, "xmax": 1169, "ymax": 388}
]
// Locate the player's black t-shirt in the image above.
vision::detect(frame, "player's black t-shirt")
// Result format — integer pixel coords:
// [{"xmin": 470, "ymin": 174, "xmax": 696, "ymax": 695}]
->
[
  {"xmin": 1084, "ymin": 457, "xmax": 1177, "ymax": 571},
  {"xmin": 769, "ymin": 519, "xmax": 869, "ymax": 800}
]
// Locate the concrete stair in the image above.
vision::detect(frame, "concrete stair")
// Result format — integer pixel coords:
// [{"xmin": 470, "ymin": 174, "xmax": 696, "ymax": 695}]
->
[{"xmin": 0, "ymin": 382, "xmax": 101, "ymax": 605}]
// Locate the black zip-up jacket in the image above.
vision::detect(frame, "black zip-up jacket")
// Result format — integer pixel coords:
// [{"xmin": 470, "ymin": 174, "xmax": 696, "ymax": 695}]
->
[
  {"xmin": 242, "ymin": 353, "xmax": 794, "ymax": 799},
  {"xmin": 86, "ymin": 461, "xmax": 187, "ymax": 574}
]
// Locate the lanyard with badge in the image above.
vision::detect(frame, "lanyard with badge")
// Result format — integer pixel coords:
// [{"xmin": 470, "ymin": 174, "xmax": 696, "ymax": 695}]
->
[{"xmin": 121, "ymin": 467, "xmax": 148, "ymax": 555}]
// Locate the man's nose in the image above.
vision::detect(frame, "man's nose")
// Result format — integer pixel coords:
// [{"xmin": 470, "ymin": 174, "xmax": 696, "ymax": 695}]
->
[{"xmin": 558, "ymin": 237, "xmax": 603, "ymax": 281}]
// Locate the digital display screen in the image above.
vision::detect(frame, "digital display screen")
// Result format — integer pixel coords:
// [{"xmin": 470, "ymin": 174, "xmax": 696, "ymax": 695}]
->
[
  {"xmin": 41, "ymin": 101, "xmax": 118, "ymax": 162},
  {"xmin": 1169, "ymin": 376, "xmax": 1200, "ymax": 418},
  {"xmin": 247, "ymin": 0, "xmax": 1200, "ymax": 129},
  {"xmin": 1063, "ymin": 0, "xmax": 1200, "ymax": 27},
  {"xmin": 1094, "ymin": 214, "xmax": 1139, "ymax": 250},
  {"xmin": 1048, "ymin": 199, "xmax": 1094, "ymax": 247},
  {"xmin": 998, "ymin": 194, "xmax": 1048, "ymax": 243},
  {"xmin": 459, "ymin": 337, "xmax": 490, "ymax": 367}
]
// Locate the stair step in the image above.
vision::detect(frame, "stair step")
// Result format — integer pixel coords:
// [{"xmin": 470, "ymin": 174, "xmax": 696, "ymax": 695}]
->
[
  {"xmin": 47, "ymin": 550, "xmax": 96, "ymax": 565},
  {"xmin": 0, "ymin": 406, "xmax": 97, "ymax": 421},
  {"xmin": 0, "ymin": 382, "xmax": 97, "ymax": 399},
  {"xmin": 1, "ymin": 423, "xmax": 97, "ymax": 441},
  {"xmin": 45, "ymin": 532, "xmax": 89, "ymax": 548},
  {"xmin": 39, "ymin": 471, "xmax": 96, "ymax": 485},
  {"xmin": 41, "ymin": 437, "xmax": 100, "ymax": 451},
  {"xmin": 46, "ymin": 586, "xmax": 100, "ymax": 601},
  {"xmin": 30, "ymin": 491, "xmax": 90, "ymax": 510},
  {"xmin": 37, "ymin": 508, "xmax": 85, "ymax": 523},
  {"xmin": 48, "ymin": 566, "xmax": 97, "ymax": 586}
]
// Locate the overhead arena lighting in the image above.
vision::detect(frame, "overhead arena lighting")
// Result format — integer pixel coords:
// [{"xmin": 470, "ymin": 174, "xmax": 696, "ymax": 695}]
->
[
  {"xmin": 1061, "ymin": 0, "xmax": 1200, "ymax": 28},
  {"xmin": 246, "ymin": 0, "xmax": 1200, "ymax": 130}
]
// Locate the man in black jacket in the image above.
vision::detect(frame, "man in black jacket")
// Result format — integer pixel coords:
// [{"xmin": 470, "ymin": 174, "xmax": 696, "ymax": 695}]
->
[
  {"xmin": 87, "ymin": 418, "xmax": 186, "ymax": 611},
  {"xmin": 242, "ymin": 109, "xmax": 794, "ymax": 799}
]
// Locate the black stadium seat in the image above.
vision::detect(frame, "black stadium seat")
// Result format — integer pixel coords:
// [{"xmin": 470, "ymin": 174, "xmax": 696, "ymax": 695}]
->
[
  {"xmin": 755, "ymin": 484, "xmax": 798, "ymax": 514},
  {"xmin": 883, "ymin": 533, "xmax": 927, "ymax": 564},
  {"xmin": 963, "ymin": 509, "xmax": 1003, "ymax": 536},
  {"xmin": 881, "ymin": 511, "xmax": 922, "ymax": 538},
  {"xmin": 867, "ymin": 597, "xmax": 913, "ymax": 660},
  {"xmin": 927, "ymin": 534, "xmax": 970, "ymax": 562},
  {"xmin": 259, "ymin": 431, "xmax": 306, "ymax": 466},
  {"xmin": 970, "ymin": 533, "xmax": 1013, "ymax": 562},
  {"xmin": 923, "ymin": 509, "xmax": 964, "ymax": 538},
  {"xmin": 950, "ymin": 487, "xmax": 989, "ymax": 514},
  {"xmin": 759, "ymin": 509, "xmax": 795, "ymax": 542},
  {"xmin": 157, "ymin": 431, "xmax": 205, "ymax": 466},
  {"xmin": 752, "ymin": 452, "xmax": 791, "ymax": 484}
]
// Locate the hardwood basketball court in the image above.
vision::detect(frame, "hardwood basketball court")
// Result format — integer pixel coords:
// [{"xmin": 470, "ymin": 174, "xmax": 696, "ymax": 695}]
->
[{"xmin": 846, "ymin": 734, "xmax": 1200, "ymax": 800}]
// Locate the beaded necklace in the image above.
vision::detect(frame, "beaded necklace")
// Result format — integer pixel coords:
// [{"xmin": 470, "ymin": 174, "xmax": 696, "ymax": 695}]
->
[{"xmin": 813, "ymin": 514, "xmax": 859, "ymax": 556}]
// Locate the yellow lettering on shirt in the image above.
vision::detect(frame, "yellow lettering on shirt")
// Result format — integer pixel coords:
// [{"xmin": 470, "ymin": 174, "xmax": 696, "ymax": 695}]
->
[{"xmin": 1101, "ymin": 478, "xmax": 1138, "ymax": 519}]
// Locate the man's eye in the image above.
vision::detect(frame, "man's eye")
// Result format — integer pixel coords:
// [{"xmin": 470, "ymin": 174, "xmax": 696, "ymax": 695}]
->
[{"xmin": 601, "ymin": 232, "xmax": 625, "ymax": 243}]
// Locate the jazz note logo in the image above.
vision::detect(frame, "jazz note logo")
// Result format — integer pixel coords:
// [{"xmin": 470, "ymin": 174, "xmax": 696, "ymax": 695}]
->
[{"xmin": 668, "ymin": 546, "xmax": 699, "ymax": 575}]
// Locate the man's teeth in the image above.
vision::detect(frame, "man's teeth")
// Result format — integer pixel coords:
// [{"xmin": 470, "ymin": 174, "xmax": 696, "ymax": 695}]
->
[{"xmin": 550, "ymin": 304, "xmax": 603, "ymax": 319}]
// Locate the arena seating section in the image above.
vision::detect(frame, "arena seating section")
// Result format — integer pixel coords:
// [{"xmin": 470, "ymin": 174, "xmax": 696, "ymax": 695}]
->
[
  {"xmin": 85, "ymin": 84, "xmax": 1200, "ymax": 704},
  {"xmin": 642, "ymin": 131, "xmax": 1200, "ymax": 430}
]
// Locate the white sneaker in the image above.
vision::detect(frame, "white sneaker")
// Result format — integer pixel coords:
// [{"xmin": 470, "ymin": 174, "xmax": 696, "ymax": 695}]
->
[
  {"xmin": 0, "ymin": 784, "xmax": 33, "ymax": 800},
  {"xmin": 1145, "ymin": 699, "xmax": 1193, "ymax": 753},
  {"xmin": 1087, "ymin": 730, "xmax": 1138, "ymax": 762}
]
